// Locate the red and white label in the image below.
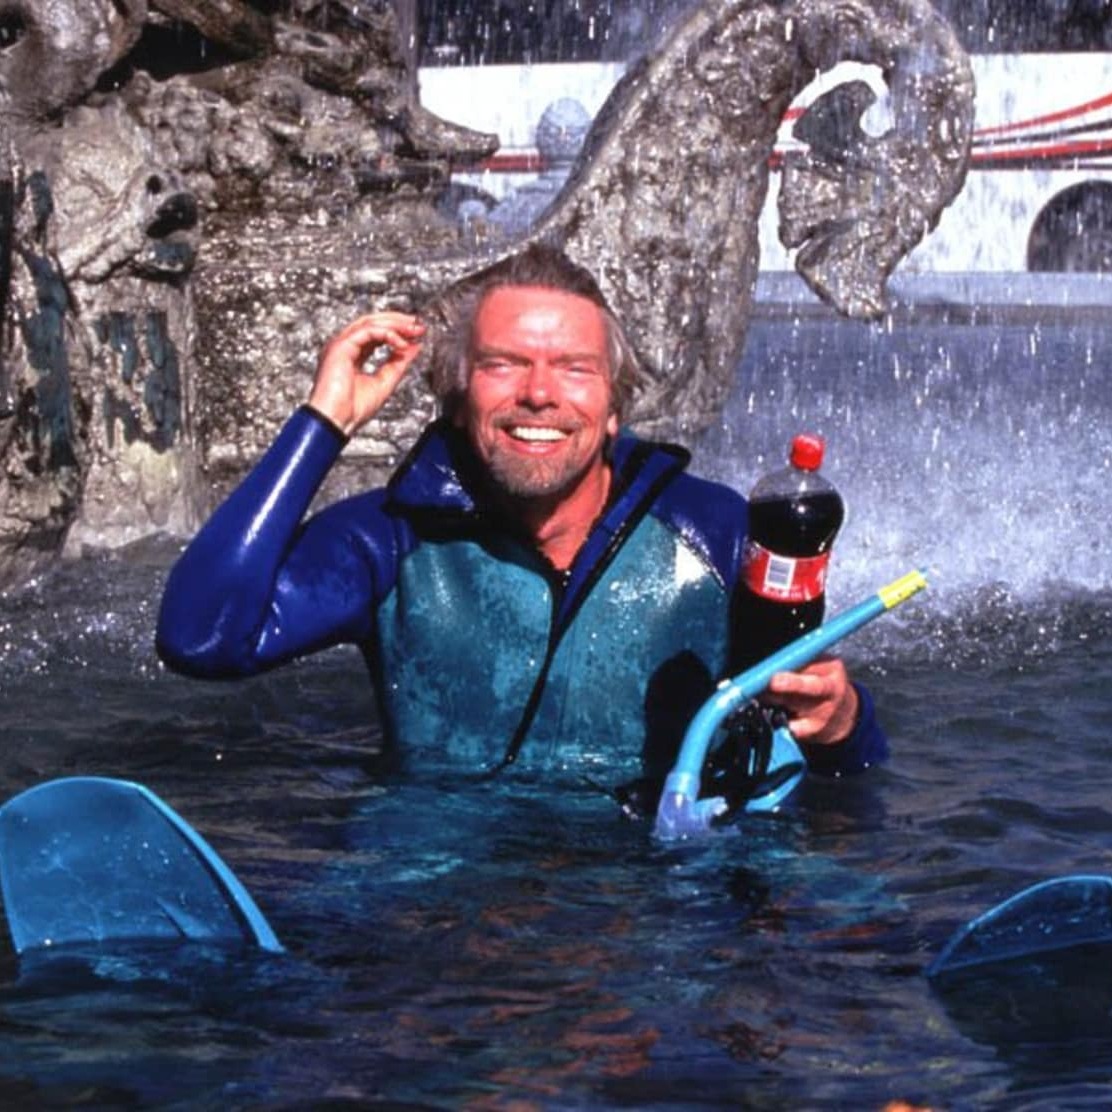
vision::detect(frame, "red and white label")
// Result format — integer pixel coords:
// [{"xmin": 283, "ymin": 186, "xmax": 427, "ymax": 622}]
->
[{"xmin": 743, "ymin": 540, "xmax": 829, "ymax": 603}]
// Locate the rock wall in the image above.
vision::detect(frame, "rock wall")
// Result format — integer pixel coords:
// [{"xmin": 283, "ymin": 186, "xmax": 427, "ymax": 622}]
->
[{"xmin": 0, "ymin": 0, "xmax": 974, "ymax": 585}]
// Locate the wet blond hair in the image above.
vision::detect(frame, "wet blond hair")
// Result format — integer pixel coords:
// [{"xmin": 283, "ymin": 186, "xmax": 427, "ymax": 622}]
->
[{"xmin": 427, "ymin": 242, "xmax": 641, "ymax": 421}]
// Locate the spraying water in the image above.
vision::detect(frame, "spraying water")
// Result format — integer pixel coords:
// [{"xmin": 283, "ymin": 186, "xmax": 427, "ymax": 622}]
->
[{"xmin": 696, "ymin": 281, "xmax": 1112, "ymax": 626}]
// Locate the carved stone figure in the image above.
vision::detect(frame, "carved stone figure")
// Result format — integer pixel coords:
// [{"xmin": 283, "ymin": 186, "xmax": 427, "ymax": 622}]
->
[
  {"xmin": 0, "ymin": 0, "xmax": 974, "ymax": 585},
  {"xmin": 0, "ymin": 0, "xmax": 146, "ymax": 121},
  {"xmin": 0, "ymin": 0, "xmax": 152, "ymax": 571},
  {"xmin": 0, "ymin": 0, "xmax": 494, "ymax": 581}
]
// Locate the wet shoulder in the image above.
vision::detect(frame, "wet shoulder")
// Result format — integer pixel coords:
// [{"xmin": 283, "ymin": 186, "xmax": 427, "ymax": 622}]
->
[
  {"xmin": 305, "ymin": 487, "xmax": 418, "ymax": 599},
  {"xmin": 649, "ymin": 469, "xmax": 748, "ymax": 587}
]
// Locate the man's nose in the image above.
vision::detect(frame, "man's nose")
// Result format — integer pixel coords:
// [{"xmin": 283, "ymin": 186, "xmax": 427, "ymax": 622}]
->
[{"xmin": 518, "ymin": 362, "xmax": 559, "ymax": 407}]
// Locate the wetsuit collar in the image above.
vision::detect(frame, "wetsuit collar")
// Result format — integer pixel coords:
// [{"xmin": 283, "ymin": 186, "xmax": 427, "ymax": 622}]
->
[
  {"xmin": 386, "ymin": 419, "xmax": 480, "ymax": 514},
  {"xmin": 386, "ymin": 419, "xmax": 691, "ymax": 524}
]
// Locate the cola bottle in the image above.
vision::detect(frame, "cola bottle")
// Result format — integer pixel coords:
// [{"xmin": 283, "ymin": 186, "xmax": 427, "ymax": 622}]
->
[{"xmin": 730, "ymin": 433, "xmax": 845, "ymax": 674}]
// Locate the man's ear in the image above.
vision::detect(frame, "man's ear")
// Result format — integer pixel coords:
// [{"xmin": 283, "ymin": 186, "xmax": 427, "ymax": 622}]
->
[{"xmin": 606, "ymin": 412, "xmax": 619, "ymax": 438}]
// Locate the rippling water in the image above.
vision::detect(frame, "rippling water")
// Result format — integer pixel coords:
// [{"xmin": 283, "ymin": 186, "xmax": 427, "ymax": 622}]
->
[{"xmin": 1, "ymin": 307, "xmax": 1111, "ymax": 1109}]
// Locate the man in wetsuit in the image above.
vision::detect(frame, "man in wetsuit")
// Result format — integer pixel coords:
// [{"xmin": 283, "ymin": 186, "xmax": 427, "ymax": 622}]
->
[{"xmin": 157, "ymin": 245, "xmax": 885, "ymax": 798}]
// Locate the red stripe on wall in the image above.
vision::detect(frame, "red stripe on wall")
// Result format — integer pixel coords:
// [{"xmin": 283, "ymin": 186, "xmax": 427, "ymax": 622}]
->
[
  {"xmin": 473, "ymin": 127, "xmax": 1112, "ymax": 177},
  {"xmin": 971, "ymin": 135, "xmax": 1112, "ymax": 163},
  {"xmin": 973, "ymin": 90, "xmax": 1112, "ymax": 139}
]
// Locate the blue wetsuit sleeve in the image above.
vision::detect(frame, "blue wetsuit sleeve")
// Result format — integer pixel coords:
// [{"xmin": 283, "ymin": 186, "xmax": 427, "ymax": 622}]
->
[
  {"xmin": 798, "ymin": 683, "xmax": 888, "ymax": 776},
  {"xmin": 156, "ymin": 407, "xmax": 386, "ymax": 678}
]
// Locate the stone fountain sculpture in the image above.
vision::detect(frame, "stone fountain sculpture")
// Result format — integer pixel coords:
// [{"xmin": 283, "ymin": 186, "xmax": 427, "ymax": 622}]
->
[{"xmin": 0, "ymin": 0, "xmax": 974, "ymax": 586}]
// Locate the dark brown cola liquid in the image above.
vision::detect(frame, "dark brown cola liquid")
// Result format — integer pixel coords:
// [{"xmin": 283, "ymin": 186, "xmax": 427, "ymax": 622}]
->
[{"xmin": 730, "ymin": 488, "xmax": 845, "ymax": 674}]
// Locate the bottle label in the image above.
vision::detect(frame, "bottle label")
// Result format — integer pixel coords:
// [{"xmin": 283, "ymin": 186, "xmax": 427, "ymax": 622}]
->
[{"xmin": 743, "ymin": 540, "xmax": 830, "ymax": 603}]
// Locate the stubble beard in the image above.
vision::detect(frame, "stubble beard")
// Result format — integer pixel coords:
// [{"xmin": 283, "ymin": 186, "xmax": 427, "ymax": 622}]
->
[
  {"xmin": 479, "ymin": 409, "xmax": 602, "ymax": 501},
  {"xmin": 484, "ymin": 438, "xmax": 588, "ymax": 500}
]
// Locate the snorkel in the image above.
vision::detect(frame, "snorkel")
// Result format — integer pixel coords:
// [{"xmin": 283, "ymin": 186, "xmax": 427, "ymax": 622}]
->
[{"xmin": 654, "ymin": 569, "xmax": 928, "ymax": 840}]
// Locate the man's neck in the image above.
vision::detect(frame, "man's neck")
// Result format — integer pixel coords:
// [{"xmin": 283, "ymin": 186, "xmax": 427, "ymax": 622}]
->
[{"xmin": 493, "ymin": 464, "xmax": 613, "ymax": 572}]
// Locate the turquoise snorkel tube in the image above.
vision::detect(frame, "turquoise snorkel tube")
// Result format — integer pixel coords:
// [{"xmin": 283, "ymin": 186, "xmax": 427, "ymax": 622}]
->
[{"xmin": 654, "ymin": 570, "xmax": 929, "ymax": 840}]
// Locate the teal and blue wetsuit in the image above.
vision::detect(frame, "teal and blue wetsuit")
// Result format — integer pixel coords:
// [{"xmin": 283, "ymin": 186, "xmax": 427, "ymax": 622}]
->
[{"xmin": 157, "ymin": 407, "xmax": 886, "ymax": 786}]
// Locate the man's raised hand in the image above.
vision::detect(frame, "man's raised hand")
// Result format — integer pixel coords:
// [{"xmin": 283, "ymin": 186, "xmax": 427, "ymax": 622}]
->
[{"xmin": 308, "ymin": 312, "xmax": 426, "ymax": 436}]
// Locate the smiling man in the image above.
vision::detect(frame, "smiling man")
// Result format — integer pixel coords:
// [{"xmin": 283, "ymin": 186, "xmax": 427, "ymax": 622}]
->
[
  {"xmin": 454, "ymin": 283, "xmax": 619, "ymax": 569},
  {"xmin": 157, "ymin": 244, "xmax": 885, "ymax": 803}
]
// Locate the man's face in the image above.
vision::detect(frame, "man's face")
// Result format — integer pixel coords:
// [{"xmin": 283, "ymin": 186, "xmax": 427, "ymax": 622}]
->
[{"xmin": 458, "ymin": 285, "xmax": 618, "ymax": 502}]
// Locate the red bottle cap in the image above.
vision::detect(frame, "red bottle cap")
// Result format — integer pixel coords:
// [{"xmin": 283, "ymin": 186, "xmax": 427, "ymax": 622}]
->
[{"xmin": 789, "ymin": 433, "xmax": 824, "ymax": 471}]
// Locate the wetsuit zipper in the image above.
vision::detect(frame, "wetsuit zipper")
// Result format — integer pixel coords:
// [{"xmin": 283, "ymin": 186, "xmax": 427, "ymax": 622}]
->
[{"xmin": 481, "ymin": 442, "xmax": 683, "ymax": 775}]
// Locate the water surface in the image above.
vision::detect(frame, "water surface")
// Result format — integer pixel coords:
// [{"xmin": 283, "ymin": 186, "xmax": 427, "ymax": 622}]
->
[{"xmin": 1, "ymin": 307, "xmax": 1111, "ymax": 1108}]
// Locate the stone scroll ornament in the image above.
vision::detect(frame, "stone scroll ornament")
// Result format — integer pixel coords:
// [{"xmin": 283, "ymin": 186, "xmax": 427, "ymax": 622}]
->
[
  {"xmin": 529, "ymin": 0, "xmax": 975, "ymax": 435},
  {"xmin": 0, "ymin": 0, "xmax": 973, "ymax": 586}
]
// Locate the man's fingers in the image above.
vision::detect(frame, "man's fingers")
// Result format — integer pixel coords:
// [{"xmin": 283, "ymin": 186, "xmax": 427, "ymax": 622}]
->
[
  {"xmin": 310, "ymin": 312, "xmax": 426, "ymax": 435},
  {"xmin": 350, "ymin": 344, "xmax": 418, "ymax": 408},
  {"xmin": 343, "ymin": 310, "xmax": 424, "ymax": 333},
  {"xmin": 374, "ymin": 328, "xmax": 425, "ymax": 363},
  {"xmin": 766, "ymin": 670, "xmax": 826, "ymax": 699},
  {"xmin": 762, "ymin": 677, "xmax": 827, "ymax": 740},
  {"xmin": 761, "ymin": 657, "xmax": 857, "ymax": 744},
  {"xmin": 341, "ymin": 316, "xmax": 425, "ymax": 369}
]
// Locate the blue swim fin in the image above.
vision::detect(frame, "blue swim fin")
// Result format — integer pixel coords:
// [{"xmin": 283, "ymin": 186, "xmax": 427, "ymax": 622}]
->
[
  {"xmin": 0, "ymin": 777, "xmax": 282, "ymax": 955},
  {"xmin": 927, "ymin": 875, "xmax": 1112, "ymax": 981}
]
